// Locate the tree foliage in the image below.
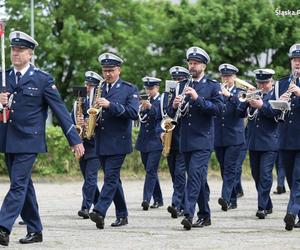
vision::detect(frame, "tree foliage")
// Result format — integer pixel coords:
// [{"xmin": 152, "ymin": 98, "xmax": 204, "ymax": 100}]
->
[{"xmin": 2, "ymin": 0, "xmax": 299, "ymax": 108}]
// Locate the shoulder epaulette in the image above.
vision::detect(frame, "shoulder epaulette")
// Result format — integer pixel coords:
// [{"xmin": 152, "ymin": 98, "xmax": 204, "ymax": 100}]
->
[
  {"xmin": 33, "ymin": 67, "xmax": 50, "ymax": 77},
  {"xmin": 123, "ymin": 81, "xmax": 133, "ymax": 87},
  {"xmin": 278, "ymin": 75, "xmax": 290, "ymax": 82}
]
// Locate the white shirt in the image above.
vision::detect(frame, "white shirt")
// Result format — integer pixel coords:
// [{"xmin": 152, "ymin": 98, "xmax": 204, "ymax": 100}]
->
[{"xmin": 14, "ymin": 63, "xmax": 30, "ymax": 83}]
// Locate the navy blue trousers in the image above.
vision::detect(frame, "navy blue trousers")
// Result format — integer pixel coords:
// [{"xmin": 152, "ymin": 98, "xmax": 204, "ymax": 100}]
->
[
  {"xmin": 215, "ymin": 145, "xmax": 241, "ymax": 205},
  {"xmin": 79, "ymin": 157, "xmax": 100, "ymax": 210},
  {"xmin": 275, "ymin": 153, "xmax": 286, "ymax": 188},
  {"xmin": 0, "ymin": 153, "xmax": 42, "ymax": 233},
  {"xmin": 183, "ymin": 150, "xmax": 211, "ymax": 219},
  {"xmin": 235, "ymin": 142, "xmax": 247, "ymax": 194},
  {"xmin": 167, "ymin": 150, "xmax": 186, "ymax": 210},
  {"xmin": 93, "ymin": 154, "xmax": 128, "ymax": 218},
  {"xmin": 249, "ymin": 151, "xmax": 276, "ymax": 210},
  {"xmin": 280, "ymin": 150, "xmax": 300, "ymax": 216},
  {"xmin": 141, "ymin": 150, "xmax": 163, "ymax": 204},
  {"xmin": 196, "ymin": 181, "xmax": 211, "ymax": 219}
]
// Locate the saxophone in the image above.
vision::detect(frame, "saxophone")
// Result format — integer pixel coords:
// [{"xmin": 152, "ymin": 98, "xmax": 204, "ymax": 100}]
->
[
  {"xmin": 85, "ymin": 83, "xmax": 103, "ymax": 139},
  {"xmin": 75, "ymin": 96, "xmax": 84, "ymax": 139},
  {"xmin": 161, "ymin": 117, "xmax": 175, "ymax": 157}
]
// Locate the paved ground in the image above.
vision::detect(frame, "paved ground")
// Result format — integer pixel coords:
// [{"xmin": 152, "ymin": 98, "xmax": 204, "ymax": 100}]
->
[{"xmin": 0, "ymin": 177, "xmax": 300, "ymax": 250}]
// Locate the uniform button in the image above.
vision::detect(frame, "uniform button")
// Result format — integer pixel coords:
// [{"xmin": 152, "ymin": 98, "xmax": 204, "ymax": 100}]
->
[
  {"xmin": 146, "ymin": 130, "xmax": 149, "ymax": 132},
  {"xmin": 256, "ymin": 125, "xmax": 259, "ymax": 128},
  {"xmin": 291, "ymin": 112, "xmax": 293, "ymax": 115},
  {"xmin": 102, "ymin": 110, "xmax": 105, "ymax": 113},
  {"xmin": 223, "ymin": 110, "xmax": 225, "ymax": 113},
  {"xmin": 11, "ymin": 110, "xmax": 14, "ymax": 113},
  {"xmin": 292, "ymin": 104, "xmax": 295, "ymax": 107},
  {"xmin": 257, "ymin": 118, "xmax": 260, "ymax": 121},
  {"xmin": 13, "ymin": 101, "xmax": 16, "ymax": 104},
  {"xmin": 289, "ymin": 120, "xmax": 292, "ymax": 123},
  {"xmin": 222, "ymin": 117, "xmax": 224, "ymax": 120},
  {"xmin": 188, "ymin": 123, "xmax": 191, "ymax": 126},
  {"xmin": 9, "ymin": 120, "xmax": 12, "ymax": 123},
  {"xmin": 14, "ymin": 92, "xmax": 17, "ymax": 95},
  {"xmin": 34, "ymin": 132, "xmax": 38, "ymax": 134},
  {"xmin": 222, "ymin": 124, "xmax": 224, "ymax": 127},
  {"xmin": 101, "ymin": 127, "xmax": 104, "ymax": 130},
  {"xmin": 190, "ymin": 105, "xmax": 192, "ymax": 108},
  {"xmin": 189, "ymin": 114, "xmax": 191, "ymax": 117}
]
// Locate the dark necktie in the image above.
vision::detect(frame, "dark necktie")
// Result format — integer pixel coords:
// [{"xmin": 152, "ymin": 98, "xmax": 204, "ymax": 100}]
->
[
  {"xmin": 106, "ymin": 84, "xmax": 111, "ymax": 93},
  {"xmin": 16, "ymin": 71, "xmax": 21, "ymax": 84}
]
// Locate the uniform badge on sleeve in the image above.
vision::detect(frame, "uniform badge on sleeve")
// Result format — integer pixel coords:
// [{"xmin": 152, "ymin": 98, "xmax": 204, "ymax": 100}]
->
[{"xmin": 52, "ymin": 85, "xmax": 57, "ymax": 89}]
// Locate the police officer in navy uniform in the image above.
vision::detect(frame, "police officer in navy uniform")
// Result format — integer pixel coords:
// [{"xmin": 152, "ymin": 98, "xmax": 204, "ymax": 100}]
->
[
  {"xmin": 169, "ymin": 47, "xmax": 224, "ymax": 230},
  {"xmin": 273, "ymin": 44, "xmax": 300, "ymax": 230},
  {"xmin": 72, "ymin": 71, "xmax": 102, "ymax": 219},
  {"xmin": 237, "ymin": 69, "xmax": 277, "ymax": 219},
  {"xmin": 215, "ymin": 63, "xmax": 245, "ymax": 211},
  {"xmin": 136, "ymin": 76, "xmax": 164, "ymax": 210},
  {"xmin": 164, "ymin": 66, "xmax": 188, "ymax": 218},
  {"xmin": 89, "ymin": 52, "xmax": 139, "ymax": 229},
  {"xmin": 0, "ymin": 31, "xmax": 84, "ymax": 246}
]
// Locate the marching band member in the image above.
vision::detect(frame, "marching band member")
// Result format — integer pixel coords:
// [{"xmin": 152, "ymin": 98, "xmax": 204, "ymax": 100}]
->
[
  {"xmin": 169, "ymin": 46, "xmax": 224, "ymax": 230},
  {"xmin": 215, "ymin": 63, "xmax": 245, "ymax": 211},
  {"xmin": 0, "ymin": 31, "xmax": 84, "ymax": 246},
  {"xmin": 237, "ymin": 69, "xmax": 277, "ymax": 219},
  {"xmin": 273, "ymin": 154, "xmax": 286, "ymax": 195},
  {"xmin": 164, "ymin": 66, "xmax": 188, "ymax": 218},
  {"xmin": 71, "ymin": 71, "xmax": 102, "ymax": 219},
  {"xmin": 89, "ymin": 53, "xmax": 139, "ymax": 229},
  {"xmin": 136, "ymin": 77, "xmax": 164, "ymax": 210},
  {"xmin": 273, "ymin": 44, "xmax": 300, "ymax": 230}
]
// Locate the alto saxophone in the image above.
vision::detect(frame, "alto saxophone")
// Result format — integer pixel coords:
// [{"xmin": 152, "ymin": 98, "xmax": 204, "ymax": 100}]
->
[
  {"xmin": 85, "ymin": 82, "xmax": 103, "ymax": 139},
  {"xmin": 75, "ymin": 96, "xmax": 84, "ymax": 139},
  {"xmin": 161, "ymin": 117, "xmax": 175, "ymax": 157}
]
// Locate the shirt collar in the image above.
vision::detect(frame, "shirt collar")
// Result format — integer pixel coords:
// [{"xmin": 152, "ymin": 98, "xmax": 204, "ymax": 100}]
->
[
  {"xmin": 14, "ymin": 63, "xmax": 30, "ymax": 76},
  {"xmin": 153, "ymin": 93, "xmax": 159, "ymax": 100}
]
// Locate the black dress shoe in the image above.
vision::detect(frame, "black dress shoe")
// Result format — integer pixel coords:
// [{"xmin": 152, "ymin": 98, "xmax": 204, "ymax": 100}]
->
[
  {"xmin": 78, "ymin": 209, "xmax": 89, "ymax": 219},
  {"xmin": 111, "ymin": 217, "xmax": 128, "ymax": 227},
  {"xmin": 236, "ymin": 191, "xmax": 244, "ymax": 198},
  {"xmin": 141, "ymin": 201, "xmax": 149, "ymax": 211},
  {"xmin": 19, "ymin": 232, "xmax": 43, "ymax": 244},
  {"xmin": 284, "ymin": 213, "xmax": 295, "ymax": 231},
  {"xmin": 89, "ymin": 211, "xmax": 105, "ymax": 229},
  {"xmin": 0, "ymin": 228, "xmax": 9, "ymax": 246},
  {"xmin": 228, "ymin": 203, "xmax": 237, "ymax": 210},
  {"xmin": 167, "ymin": 206, "xmax": 178, "ymax": 218},
  {"xmin": 218, "ymin": 197, "xmax": 228, "ymax": 211},
  {"xmin": 256, "ymin": 210, "xmax": 266, "ymax": 219},
  {"xmin": 150, "ymin": 201, "xmax": 163, "ymax": 209},
  {"xmin": 192, "ymin": 217, "xmax": 211, "ymax": 228},
  {"xmin": 18, "ymin": 221, "xmax": 26, "ymax": 225},
  {"xmin": 181, "ymin": 217, "xmax": 192, "ymax": 230},
  {"xmin": 273, "ymin": 186, "xmax": 286, "ymax": 194},
  {"xmin": 266, "ymin": 208, "xmax": 273, "ymax": 214},
  {"xmin": 294, "ymin": 220, "xmax": 300, "ymax": 228}
]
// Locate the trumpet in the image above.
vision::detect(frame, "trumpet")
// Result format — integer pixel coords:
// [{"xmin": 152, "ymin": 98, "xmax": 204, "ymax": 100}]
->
[
  {"xmin": 138, "ymin": 94, "xmax": 150, "ymax": 123},
  {"xmin": 235, "ymin": 77, "xmax": 255, "ymax": 90},
  {"xmin": 238, "ymin": 89, "xmax": 262, "ymax": 102}
]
